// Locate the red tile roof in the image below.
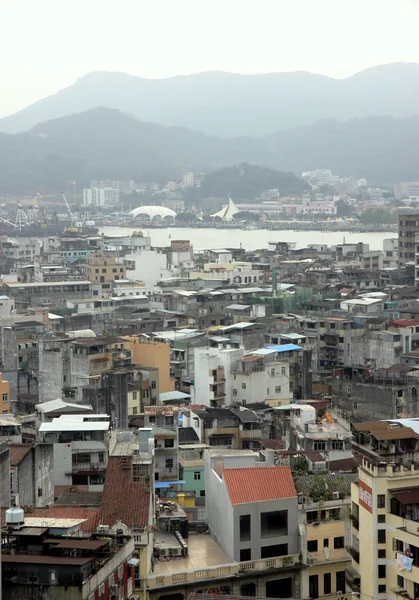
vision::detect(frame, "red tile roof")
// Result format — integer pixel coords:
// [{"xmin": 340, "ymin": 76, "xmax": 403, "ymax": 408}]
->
[
  {"xmin": 0, "ymin": 507, "xmax": 99, "ymax": 531},
  {"xmin": 98, "ymin": 456, "xmax": 150, "ymax": 528},
  {"xmin": 223, "ymin": 466, "xmax": 296, "ymax": 505},
  {"xmin": 9, "ymin": 444, "xmax": 32, "ymax": 465},
  {"xmin": 390, "ymin": 320, "xmax": 419, "ymax": 328}
]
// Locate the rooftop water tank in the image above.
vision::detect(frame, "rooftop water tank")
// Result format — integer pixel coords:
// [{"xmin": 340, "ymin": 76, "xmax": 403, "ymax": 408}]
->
[{"xmin": 5, "ymin": 506, "xmax": 24, "ymax": 529}]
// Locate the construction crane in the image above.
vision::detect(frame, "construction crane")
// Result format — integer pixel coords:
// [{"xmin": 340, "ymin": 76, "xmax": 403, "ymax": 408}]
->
[{"xmin": 61, "ymin": 190, "xmax": 76, "ymax": 223}]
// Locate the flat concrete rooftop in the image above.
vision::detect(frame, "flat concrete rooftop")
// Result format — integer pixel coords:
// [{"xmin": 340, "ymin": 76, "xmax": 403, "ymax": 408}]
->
[{"xmin": 153, "ymin": 533, "xmax": 229, "ymax": 574}]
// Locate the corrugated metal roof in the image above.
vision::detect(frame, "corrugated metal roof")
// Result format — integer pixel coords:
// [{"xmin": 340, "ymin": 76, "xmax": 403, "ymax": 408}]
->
[{"xmin": 223, "ymin": 466, "xmax": 296, "ymax": 505}]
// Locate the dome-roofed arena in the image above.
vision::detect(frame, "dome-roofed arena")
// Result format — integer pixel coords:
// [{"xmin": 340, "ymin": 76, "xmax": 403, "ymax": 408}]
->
[{"xmin": 130, "ymin": 205, "xmax": 176, "ymax": 224}]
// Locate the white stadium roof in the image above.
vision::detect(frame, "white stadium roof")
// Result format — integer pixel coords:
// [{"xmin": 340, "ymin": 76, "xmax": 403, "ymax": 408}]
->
[{"xmin": 130, "ymin": 206, "xmax": 176, "ymax": 219}]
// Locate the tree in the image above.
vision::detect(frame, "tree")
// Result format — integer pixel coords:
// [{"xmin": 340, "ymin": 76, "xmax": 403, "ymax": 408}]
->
[
  {"xmin": 359, "ymin": 208, "xmax": 396, "ymax": 225},
  {"xmin": 232, "ymin": 211, "xmax": 260, "ymax": 221},
  {"xmin": 335, "ymin": 200, "xmax": 354, "ymax": 218},
  {"xmin": 176, "ymin": 211, "xmax": 198, "ymax": 222}
]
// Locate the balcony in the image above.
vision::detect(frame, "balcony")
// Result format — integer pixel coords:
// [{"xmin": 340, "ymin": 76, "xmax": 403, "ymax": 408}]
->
[
  {"xmin": 392, "ymin": 590, "xmax": 412, "ymax": 600},
  {"xmin": 147, "ymin": 553, "xmax": 304, "ymax": 589},
  {"xmin": 346, "ymin": 546, "xmax": 360, "ymax": 563}
]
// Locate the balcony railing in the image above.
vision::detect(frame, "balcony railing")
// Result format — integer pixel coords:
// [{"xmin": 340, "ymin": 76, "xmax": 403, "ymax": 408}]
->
[
  {"xmin": 346, "ymin": 546, "xmax": 360, "ymax": 563},
  {"xmin": 147, "ymin": 553, "xmax": 303, "ymax": 589}
]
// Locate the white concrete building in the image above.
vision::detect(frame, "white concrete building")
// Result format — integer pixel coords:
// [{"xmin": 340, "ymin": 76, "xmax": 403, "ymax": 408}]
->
[
  {"xmin": 233, "ymin": 347, "xmax": 293, "ymax": 405},
  {"xmin": 124, "ymin": 250, "xmax": 171, "ymax": 286},
  {"xmin": 383, "ymin": 238, "xmax": 398, "ymax": 268},
  {"xmin": 38, "ymin": 414, "xmax": 110, "ymax": 493},
  {"xmin": 205, "ymin": 449, "xmax": 299, "ymax": 565},
  {"xmin": 192, "ymin": 346, "xmax": 245, "ymax": 406},
  {"xmin": 0, "ymin": 295, "xmax": 15, "ymax": 318},
  {"xmin": 83, "ymin": 187, "xmax": 120, "ymax": 207},
  {"xmin": 181, "ymin": 172, "xmax": 194, "ymax": 188}
]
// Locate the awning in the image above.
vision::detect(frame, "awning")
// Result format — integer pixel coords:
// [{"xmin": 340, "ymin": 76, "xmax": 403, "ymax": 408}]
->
[
  {"xmin": 392, "ymin": 489, "xmax": 419, "ymax": 504},
  {"xmin": 128, "ymin": 557, "xmax": 140, "ymax": 567},
  {"xmin": 154, "ymin": 480, "xmax": 186, "ymax": 488}
]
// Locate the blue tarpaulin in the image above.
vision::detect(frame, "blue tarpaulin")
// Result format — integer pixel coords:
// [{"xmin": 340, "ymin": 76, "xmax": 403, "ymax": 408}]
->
[{"xmin": 154, "ymin": 480, "xmax": 186, "ymax": 488}]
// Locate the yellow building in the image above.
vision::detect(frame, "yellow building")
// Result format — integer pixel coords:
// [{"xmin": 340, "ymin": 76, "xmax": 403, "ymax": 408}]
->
[
  {"xmin": 351, "ymin": 419, "xmax": 419, "ymax": 600},
  {"xmin": 83, "ymin": 253, "xmax": 126, "ymax": 287},
  {"xmin": 123, "ymin": 337, "xmax": 175, "ymax": 393},
  {"xmin": 297, "ymin": 473, "xmax": 353, "ymax": 600},
  {"xmin": 0, "ymin": 372, "xmax": 10, "ymax": 414}
]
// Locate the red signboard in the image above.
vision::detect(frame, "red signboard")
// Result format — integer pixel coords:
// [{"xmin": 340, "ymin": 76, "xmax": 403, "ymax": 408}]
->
[{"xmin": 358, "ymin": 480, "xmax": 373, "ymax": 513}]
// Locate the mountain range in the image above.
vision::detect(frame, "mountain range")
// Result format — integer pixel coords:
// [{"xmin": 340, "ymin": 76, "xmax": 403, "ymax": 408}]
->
[
  {"xmin": 0, "ymin": 107, "xmax": 417, "ymax": 193},
  {"xmin": 1, "ymin": 63, "xmax": 418, "ymax": 137}
]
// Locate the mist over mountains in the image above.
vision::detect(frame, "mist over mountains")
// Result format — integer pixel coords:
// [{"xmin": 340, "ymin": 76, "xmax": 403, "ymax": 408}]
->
[
  {"xmin": 0, "ymin": 107, "xmax": 417, "ymax": 193},
  {"xmin": 1, "ymin": 63, "xmax": 418, "ymax": 137}
]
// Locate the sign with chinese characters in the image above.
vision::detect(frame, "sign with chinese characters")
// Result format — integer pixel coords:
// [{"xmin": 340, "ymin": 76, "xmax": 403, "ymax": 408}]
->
[{"xmin": 358, "ymin": 480, "xmax": 373, "ymax": 513}]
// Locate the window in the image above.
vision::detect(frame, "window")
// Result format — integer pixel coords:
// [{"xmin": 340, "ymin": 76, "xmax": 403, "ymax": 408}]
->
[
  {"xmin": 331, "ymin": 441, "xmax": 343, "ymax": 450},
  {"xmin": 334, "ymin": 536, "xmax": 344, "ymax": 549},
  {"xmin": 378, "ymin": 514, "xmax": 386, "ymax": 523},
  {"xmin": 323, "ymin": 573, "xmax": 331, "ymax": 595},
  {"xmin": 240, "ymin": 548, "xmax": 251, "ymax": 561},
  {"xmin": 37, "ymin": 487, "xmax": 42, "ymax": 497},
  {"xmin": 112, "ymin": 268, "xmax": 117, "ymax": 273},
  {"xmin": 378, "ymin": 529, "xmax": 386, "ymax": 544},
  {"xmin": 132, "ymin": 407, "xmax": 137, "ymax": 415},
  {"xmin": 2, "ymin": 394, "xmax": 8, "ymax": 403},
  {"xmin": 102, "ymin": 268, "xmax": 106, "ymax": 273},
  {"xmin": 378, "ymin": 585, "xmax": 386, "ymax": 594},
  {"xmin": 275, "ymin": 386, "xmax": 281, "ymax": 393},
  {"xmin": 148, "ymin": 415, "xmax": 155, "ymax": 423},
  {"xmin": 329, "ymin": 508, "xmax": 340, "ymax": 520},
  {"xmin": 378, "ymin": 565, "xmax": 386, "ymax": 579},
  {"xmin": 271, "ymin": 368, "xmax": 275, "ymax": 376},
  {"xmin": 194, "ymin": 471, "xmax": 201, "ymax": 480},
  {"xmin": 397, "ymin": 576, "xmax": 404, "ymax": 589},
  {"xmin": 336, "ymin": 571, "xmax": 345, "ymax": 593},
  {"xmin": 151, "ymin": 381, "xmax": 156, "ymax": 389},
  {"xmin": 260, "ymin": 510, "xmax": 287, "ymax": 538},
  {"xmin": 242, "ymin": 383, "xmax": 246, "ymax": 389},
  {"xmin": 261, "ymin": 543, "xmax": 288, "ymax": 558},
  {"xmin": 132, "ymin": 391, "xmax": 137, "ymax": 400},
  {"xmin": 309, "ymin": 575, "xmax": 319, "ymax": 599},
  {"xmin": 377, "ymin": 494, "xmax": 385, "ymax": 508},
  {"xmin": 164, "ymin": 439, "xmax": 174, "ymax": 448},
  {"xmin": 323, "ymin": 538, "xmax": 329, "ymax": 548},
  {"xmin": 314, "ymin": 441, "xmax": 326, "ymax": 451},
  {"xmin": 165, "ymin": 458, "xmax": 173, "ymax": 469},
  {"xmin": 200, "ymin": 490, "xmax": 205, "ymax": 497},
  {"xmin": 233, "ymin": 389, "xmax": 237, "ymax": 396},
  {"xmin": 307, "ymin": 540, "xmax": 318, "ymax": 552},
  {"xmin": 281, "ymin": 367, "xmax": 286, "ymax": 375},
  {"xmin": 240, "ymin": 515, "xmax": 251, "ymax": 542},
  {"xmin": 241, "ymin": 583, "xmax": 256, "ymax": 597},
  {"xmin": 378, "ymin": 549, "xmax": 386, "ymax": 558}
]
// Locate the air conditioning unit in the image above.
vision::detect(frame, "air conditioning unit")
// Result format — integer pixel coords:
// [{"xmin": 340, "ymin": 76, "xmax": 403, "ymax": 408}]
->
[
  {"xmin": 308, "ymin": 557, "xmax": 316, "ymax": 565},
  {"xmin": 171, "ymin": 548, "xmax": 182, "ymax": 556},
  {"xmin": 332, "ymin": 491, "xmax": 340, "ymax": 500},
  {"xmin": 159, "ymin": 548, "xmax": 170, "ymax": 557}
]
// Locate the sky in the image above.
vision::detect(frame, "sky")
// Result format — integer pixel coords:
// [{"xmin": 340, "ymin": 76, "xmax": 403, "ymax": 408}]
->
[{"xmin": 1, "ymin": 0, "xmax": 418, "ymax": 117}]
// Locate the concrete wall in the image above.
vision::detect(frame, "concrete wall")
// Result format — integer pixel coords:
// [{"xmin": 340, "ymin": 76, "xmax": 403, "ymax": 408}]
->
[
  {"xmin": 12, "ymin": 444, "xmax": 54, "ymax": 507},
  {"xmin": 0, "ymin": 444, "xmax": 11, "ymax": 507},
  {"xmin": 125, "ymin": 250, "xmax": 168, "ymax": 286},
  {"xmin": 234, "ymin": 362, "xmax": 291, "ymax": 405},
  {"xmin": 124, "ymin": 338, "xmax": 174, "ymax": 393},
  {"xmin": 233, "ymin": 496, "xmax": 299, "ymax": 562},
  {"xmin": 182, "ymin": 465, "xmax": 205, "ymax": 497},
  {"xmin": 205, "ymin": 453, "xmax": 235, "ymax": 561}
]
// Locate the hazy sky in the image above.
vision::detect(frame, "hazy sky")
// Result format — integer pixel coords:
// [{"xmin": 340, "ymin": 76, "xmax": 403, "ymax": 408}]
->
[{"xmin": 1, "ymin": 0, "xmax": 418, "ymax": 117}]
